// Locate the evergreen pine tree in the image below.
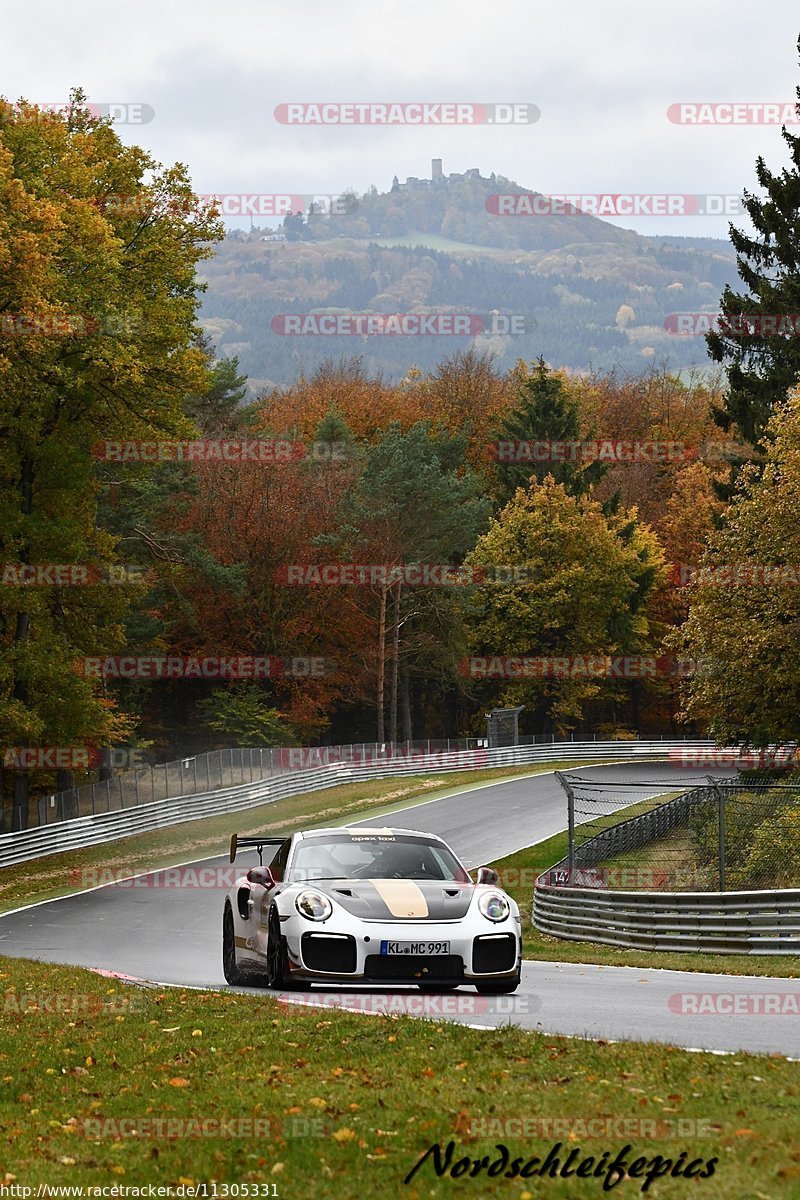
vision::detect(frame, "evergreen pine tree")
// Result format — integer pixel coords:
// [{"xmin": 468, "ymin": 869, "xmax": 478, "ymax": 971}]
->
[
  {"xmin": 494, "ymin": 358, "xmax": 607, "ymax": 507},
  {"xmin": 707, "ymin": 36, "xmax": 800, "ymax": 445}
]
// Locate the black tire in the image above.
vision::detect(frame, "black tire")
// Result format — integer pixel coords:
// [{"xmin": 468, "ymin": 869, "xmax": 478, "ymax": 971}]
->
[
  {"xmin": 222, "ymin": 903, "xmax": 249, "ymax": 986},
  {"xmin": 266, "ymin": 911, "xmax": 288, "ymax": 988},
  {"xmin": 266, "ymin": 912, "xmax": 310, "ymax": 990}
]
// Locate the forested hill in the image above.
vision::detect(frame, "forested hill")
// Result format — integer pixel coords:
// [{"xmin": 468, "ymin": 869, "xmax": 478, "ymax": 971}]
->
[{"xmin": 198, "ymin": 167, "xmax": 739, "ymax": 389}]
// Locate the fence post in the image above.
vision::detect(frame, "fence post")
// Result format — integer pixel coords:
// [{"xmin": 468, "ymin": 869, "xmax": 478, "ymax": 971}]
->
[
  {"xmin": 717, "ymin": 785, "xmax": 726, "ymax": 892},
  {"xmin": 555, "ymin": 771, "xmax": 575, "ymax": 879},
  {"xmin": 164, "ymin": 762, "xmax": 170, "ymax": 799},
  {"xmin": 179, "ymin": 757, "xmax": 185, "ymax": 796},
  {"xmin": 193, "ymin": 757, "xmax": 198, "ymax": 794},
  {"xmin": 134, "ymin": 770, "xmax": 140, "ymax": 807}
]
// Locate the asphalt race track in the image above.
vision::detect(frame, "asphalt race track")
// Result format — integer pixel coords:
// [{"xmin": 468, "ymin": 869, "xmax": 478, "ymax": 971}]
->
[{"xmin": 2, "ymin": 761, "xmax": 798, "ymax": 1058}]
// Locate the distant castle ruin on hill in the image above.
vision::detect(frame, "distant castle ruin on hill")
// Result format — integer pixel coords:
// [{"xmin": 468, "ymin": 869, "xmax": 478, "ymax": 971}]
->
[{"xmin": 391, "ymin": 159, "xmax": 494, "ymax": 192}]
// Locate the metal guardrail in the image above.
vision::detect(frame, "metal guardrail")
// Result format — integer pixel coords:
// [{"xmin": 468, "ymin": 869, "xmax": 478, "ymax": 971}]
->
[
  {"xmin": 533, "ymin": 779, "xmax": 800, "ymax": 954},
  {"xmin": 0, "ymin": 739, "xmax": 714, "ymax": 868},
  {"xmin": 533, "ymin": 884, "xmax": 800, "ymax": 955}
]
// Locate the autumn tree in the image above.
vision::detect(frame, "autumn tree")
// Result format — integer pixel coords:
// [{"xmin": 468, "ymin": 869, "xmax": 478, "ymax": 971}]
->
[
  {"xmin": 0, "ymin": 91, "xmax": 222, "ymax": 826},
  {"xmin": 673, "ymin": 388, "xmax": 800, "ymax": 744},
  {"xmin": 462, "ymin": 477, "xmax": 665, "ymax": 733}
]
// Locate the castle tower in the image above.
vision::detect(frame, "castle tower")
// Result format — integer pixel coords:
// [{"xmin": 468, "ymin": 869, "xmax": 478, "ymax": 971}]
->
[{"xmin": 431, "ymin": 158, "xmax": 443, "ymax": 181}]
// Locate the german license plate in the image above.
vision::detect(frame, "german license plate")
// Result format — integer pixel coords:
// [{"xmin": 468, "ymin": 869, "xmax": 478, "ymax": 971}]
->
[{"xmin": 380, "ymin": 940, "xmax": 450, "ymax": 955}]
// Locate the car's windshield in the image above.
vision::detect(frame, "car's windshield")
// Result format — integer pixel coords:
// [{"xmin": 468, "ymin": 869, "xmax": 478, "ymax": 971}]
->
[{"xmin": 287, "ymin": 833, "xmax": 470, "ymax": 883}]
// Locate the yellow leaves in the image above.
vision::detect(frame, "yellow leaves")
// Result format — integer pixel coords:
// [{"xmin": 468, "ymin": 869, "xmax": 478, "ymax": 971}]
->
[
  {"xmin": 168, "ymin": 1077, "xmax": 191, "ymax": 1088},
  {"xmin": 332, "ymin": 1127, "xmax": 357, "ymax": 1142},
  {"xmin": 191, "ymin": 1029, "xmax": 203, "ymax": 1038},
  {"xmin": 270, "ymin": 1164, "xmax": 285, "ymax": 1175},
  {"xmin": 58, "ymin": 1157, "xmax": 76, "ymax": 1166},
  {"xmin": 308, "ymin": 1097, "xmax": 327, "ymax": 1109}
]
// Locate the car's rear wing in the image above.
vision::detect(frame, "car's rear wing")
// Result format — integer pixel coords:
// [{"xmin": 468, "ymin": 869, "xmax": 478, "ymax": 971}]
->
[{"xmin": 229, "ymin": 833, "xmax": 288, "ymax": 864}]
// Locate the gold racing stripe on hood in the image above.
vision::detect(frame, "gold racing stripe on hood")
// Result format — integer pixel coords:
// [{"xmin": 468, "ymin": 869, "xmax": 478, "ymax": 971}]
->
[{"xmin": 369, "ymin": 879, "xmax": 429, "ymax": 918}]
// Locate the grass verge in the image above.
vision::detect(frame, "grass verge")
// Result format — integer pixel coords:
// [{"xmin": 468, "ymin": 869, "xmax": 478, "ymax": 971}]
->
[
  {"xmin": 0, "ymin": 956, "xmax": 797, "ymax": 1197},
  {"xmin": 494, "ymin": 833, "xmax": 800, "ymax": 978}
]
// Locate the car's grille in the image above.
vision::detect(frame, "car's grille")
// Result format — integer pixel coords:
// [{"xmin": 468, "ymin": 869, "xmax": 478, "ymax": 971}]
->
[
  {"xmin": 364, "ymin": 954, "xmax": 464, "ymax": 981},
  {"xmin": 301, "ymin": 932, "xmax": 357, "ymax": 973},
  {"xmin": 472, "ymin": 933, "xmax": 517, "ymax": 974}
]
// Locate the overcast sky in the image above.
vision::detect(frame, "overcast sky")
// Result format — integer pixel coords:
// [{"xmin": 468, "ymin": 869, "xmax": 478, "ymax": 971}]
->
[{"xmin": 2, "ymin": 1, "xmax": 798, "ymax": 237}]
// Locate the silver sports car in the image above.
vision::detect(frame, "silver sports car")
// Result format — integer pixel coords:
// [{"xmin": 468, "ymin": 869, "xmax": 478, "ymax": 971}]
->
[{"xmin": 222, "ymin": 826, "xmax": 521, "ymax": 992}]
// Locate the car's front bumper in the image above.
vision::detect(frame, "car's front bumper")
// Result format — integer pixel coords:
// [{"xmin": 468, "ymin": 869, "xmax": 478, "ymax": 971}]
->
[{"xmin": 284, "ymin": 918, "xmax": 521, "ymax": 984}]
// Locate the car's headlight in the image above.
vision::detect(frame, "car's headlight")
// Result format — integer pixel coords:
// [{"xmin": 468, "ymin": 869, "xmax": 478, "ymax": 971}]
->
[
  {"xmin": 295, "ymin": 890, "xmax": 333, "ymax": 921},
  {"xmin": 478, "ymin": 892, "xmax": 510, "ymax": 922}
]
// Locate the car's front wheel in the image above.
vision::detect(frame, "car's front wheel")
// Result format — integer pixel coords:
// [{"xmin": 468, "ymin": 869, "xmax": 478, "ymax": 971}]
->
[
  {"xmin": 266, "ymin": 911, "xmax": 289, "ymax": 988},
  {"xmin": 475, "ymin": 969, "xmax": 521, "ymax": 995},
  {"xmin": 266, "ymin": 912, "xmax": 310, "ymax": 990}
]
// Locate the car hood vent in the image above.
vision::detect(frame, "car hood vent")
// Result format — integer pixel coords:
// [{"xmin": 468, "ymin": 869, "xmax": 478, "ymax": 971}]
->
[{"xmin": 316, "ymin": 879, "xmax": 474, "ymax": 921}]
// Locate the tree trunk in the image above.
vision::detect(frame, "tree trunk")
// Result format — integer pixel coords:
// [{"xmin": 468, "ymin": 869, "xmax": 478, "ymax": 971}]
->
[
  {"xmin": 400, "ymin": 662, "xmax": 413, "ymax": 742},
  {"xmin": 388, "ymin": 583, "xmax": 401, "ymax": 745},
  {"xmin": 11, "ymin": 456, "xmax": 33, "ymax": 831},
  {"xmin": 376, "ymin": 585, "xmax": 387, "ymax": 742}
]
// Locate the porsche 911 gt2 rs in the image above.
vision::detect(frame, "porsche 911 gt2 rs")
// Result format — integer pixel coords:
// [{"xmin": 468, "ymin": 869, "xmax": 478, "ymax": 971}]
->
[{"xmin": 222, "ymin": 826, "xmax": 521, "ymax": 992}]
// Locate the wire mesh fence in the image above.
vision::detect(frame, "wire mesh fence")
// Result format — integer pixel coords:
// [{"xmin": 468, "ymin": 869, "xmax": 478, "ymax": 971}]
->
[
  {"xmin": 546, "ymin": 771, "xmax": 800, "ymax": 892},
  {"xmin": 3, "ymin": 732, "xmax": 693, "ymax": 833}
]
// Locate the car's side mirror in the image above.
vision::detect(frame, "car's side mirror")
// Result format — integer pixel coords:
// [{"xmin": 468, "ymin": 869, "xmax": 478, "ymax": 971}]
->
[
  {"xmin": 247, "ymin": 866, "xmax": 277, "ymax": 889},
  {"xmin": 475, "ymin": 866, "xmax": 500, "ymax": 886}
]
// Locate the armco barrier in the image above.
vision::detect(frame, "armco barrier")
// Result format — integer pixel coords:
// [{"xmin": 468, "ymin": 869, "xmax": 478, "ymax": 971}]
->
[
  {"xmin": 533, "ymin": 778, "xmax": 800, "ymax": 954},
  {"xmin": 0, "ymin": 740, "xmax": 715, "ymax": 869},
  {"xmin": 533, "ymin": 882, "xmax": 800, "ymax": 954}
]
